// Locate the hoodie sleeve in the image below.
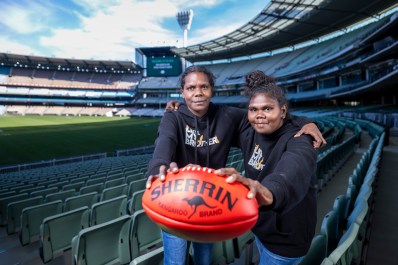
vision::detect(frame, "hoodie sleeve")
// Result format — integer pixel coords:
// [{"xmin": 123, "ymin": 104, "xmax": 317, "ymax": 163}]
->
[
  {"xmin": 225, "ymin": 107, "xmax": 251, "ymax": 148},
  {"xmin": 290, "ymin": 114, "xmax": 314, "ymax": 127},
  {"xmin": 146, "ymin": 111, "xmax": 179, "ymax": 177},
  {"xmin": 261, "ymin": 134, "xmax": 317, "ymax": 212}
]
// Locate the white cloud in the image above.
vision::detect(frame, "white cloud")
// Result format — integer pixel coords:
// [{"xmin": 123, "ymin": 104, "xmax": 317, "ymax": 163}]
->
[
  {"xmin": 0, "ymin": 0, "xmax": 257, "ymax": 60},
  {"xmin": 0, "ymin": 1, "xmax": 54, "ymax": 34},
  {"xmin": 41, "ymin": 0, "xmax": 184, "ymax": 60},
  {"xmin": 0, "ymin": 36, "xmax": 41, "ymax": 55}
]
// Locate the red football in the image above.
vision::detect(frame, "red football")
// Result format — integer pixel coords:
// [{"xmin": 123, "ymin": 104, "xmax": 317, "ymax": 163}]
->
[{"xmin": 142, "ymin": 166, "xmax": 258, "ymax": 242}]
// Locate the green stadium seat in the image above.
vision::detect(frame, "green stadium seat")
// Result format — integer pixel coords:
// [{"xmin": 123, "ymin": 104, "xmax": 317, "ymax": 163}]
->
[
  {"xmin": 39, "ymin": 206, "xmax": 90, "ymax": 263},
  {"xmin": 30, "ymin": 187, "xmax": 59, "ymax": 198},
  {"xmin": 128, "ymin": 179, "xmax": 147, "ymax": 198},
  {"xmin": 129, "ymin": 209, "xmax": 162, "ymax": 260},
  {"xmin": 0, "ymin": 190, "xmax": 16, "ymax": 199},
  {"xmin": 332, "ymin": 194, "xmax": 348, "ymax": 235},
  {"xmin": 90, "ymin": 195, "xmax": 128, "ymax": 226},
  {"xmin": 86, "ymin": 177, "xmax": 106, "ymax": 186},
  {"xmin": 6, "ymin": 196, "xmax": 44, "ymax": 235},
  {"xmin": 300, "ymin": 234, "xmax": 327, "ymax": 265},
  {"xmin": 62, "ymin": 181, "xmax": 85, "ymax": 192},
  {"xmin": 80, "ymin": 183, "xmax": 104, "ymax": 195},
  {"xmin": 72, "ymin": 215, "xmax": 132, "ymax": 265},
  {"xmin": 210, "ymin": 240, "xmax": 236, "ymax": 265},
  {"xmin": 107, "ymin": 173, "xmax": 124, "ymax": 181},
  {"xmin": 64, "ymin": 192, "xmax": 99, "ymax": 212},
  {"xmin": 19, "ymin": 185, "xmax": 46, "ymax": 196},
  {"xmin": 48, "ymin": 180, "xmax": 69, "ymax": 190},
  {"xmin": 101, "ymin": 184, "xmax": 128, "ymax": 201},
  {"xmin": 104, "ymin": 177, "xmax": 125, "ymax": 189},
  {"xmin": 45, "ymin": 189, "xmax": 76, "ymax": 202},
  {"xmin": 234, "ymin": 230, "xmax": 255, "ymax": 263},
  {"xmin": 130, "ymin": 246, "xmax": 164, "ymax": 265},
  {"xmin": 327, "ymin": 223, "xmax": 360, "ymax": 265},
  {"xmin": 320, "ymin": 210, "xmax": 339, "ymax": 256},
  {"xmin": 20, "ymin": 200, "xmax": 63, "ymax": 245},
  {"xmin": 0, "ymin": 193, "xmax": 29, "ymax": 225},
  {"xmin": 127, "ymin": 190, "xmax": 144, "ymax": 215},
  {"xmin": 126, "ymin": 173, "xmax": 145, "ymax": 184}
]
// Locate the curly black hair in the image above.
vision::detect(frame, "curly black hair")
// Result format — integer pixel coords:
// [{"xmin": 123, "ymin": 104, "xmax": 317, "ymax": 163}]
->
[
  {"xmin": 244, "ymin": 70, "xmax": 288, "ymax": 108},
  {"xmin": 179, "ymin": 65, "xmax": 216, "ymax": 90}
]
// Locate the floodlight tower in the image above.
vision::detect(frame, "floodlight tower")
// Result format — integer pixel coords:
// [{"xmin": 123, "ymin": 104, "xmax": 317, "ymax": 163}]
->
[{"xmin": 177, "ymin": 9, "xmax": 194, "ymax": 48}]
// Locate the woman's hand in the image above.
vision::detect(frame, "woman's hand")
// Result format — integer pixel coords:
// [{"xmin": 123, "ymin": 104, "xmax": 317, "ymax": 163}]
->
[
  {"xmin": 294, "ymin": 123, "xmax": 326, "ymax": 149},
  {"xmin": 165, "ymin": 100, "xmax": 181, "ymax": 112},
  {"xmin": 214, "ymin": 168, "xmax": 273, "ymax": 207},
  {"xmin": 146, "ymin": 162, "xmax": 179, "ymax": 189}
]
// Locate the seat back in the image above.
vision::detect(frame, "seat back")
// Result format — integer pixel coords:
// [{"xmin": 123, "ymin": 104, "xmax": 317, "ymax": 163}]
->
[
  {"xmin": 80, "ymin": 183, "xmax": 104, "ymax": 195},
  {"xmin": 320, "ymin": 210, "xmax": 339, "ymax": 255},
  {"xmin": 101, "ymin": 184, "xmax": 128, "ymax": 201},
  {"xmin": 128, "ymin": 190, "xmax": 144, "ymax": 215},
  {"xmin": 40, "ymin": 206, "xmax": 90, "ymax": 263},
  {"xmin": 45, "ymin": 189, "xmax": 76, "ymax": 202},
  {"xmin": 300, "ymin": 234, "xmax": 327, "ymax": 265},
  {"xmin": 130, "ymin": 247, "xmax": 164, "ymax": 265},
  {"xmin": 0, "ymin": 193, "xmax": 29, "ymax": 225},
  {"xmin": 64, "ymin": 192, "xmax": 99, "ymax": 212},
  {"xmin": 20, "ymin": 200, "xmax": 63, "ymax": 245},
  {"xmin": 128, "ymin": 179, "xmax": 147, "ymax": 197},
  {"xmin": 332, "ymin": 194, "xmax": 347, "ymax": 235},
  {"xmin": 90, "ymin": 195, "xmax": 128, "ymax": 226},
  {"xmin": 327, "ymin": 223, "xmax": 360, "ymax": 264},
  {"xmin": 130, "ymin": 210, "xmax": 162, "ymax": 260},
  {"xmin": 6, "ymin": 196, "xmax": 44, "ymax": 235},
  {"xmin": 72, "ymin": 215, "xmax": 131, "ymax": 265}
]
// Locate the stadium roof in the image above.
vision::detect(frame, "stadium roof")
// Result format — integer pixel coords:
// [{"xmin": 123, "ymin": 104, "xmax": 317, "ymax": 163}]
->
[
  {"xmin": 172, "ymin": 0, "xmax": 398, "ymax": 62},
  {"xmin": 0, "ymin": 52, "xmax": 142, "ymax": 72},
  {"xmin": 136, "ymin": 46, "xmax": 178, "ymax": 58}
]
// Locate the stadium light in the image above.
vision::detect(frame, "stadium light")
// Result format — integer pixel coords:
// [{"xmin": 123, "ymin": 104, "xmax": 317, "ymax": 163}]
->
[{"xmin": 177, "ymin": 9, "xmax": 194, "ymax": 48}]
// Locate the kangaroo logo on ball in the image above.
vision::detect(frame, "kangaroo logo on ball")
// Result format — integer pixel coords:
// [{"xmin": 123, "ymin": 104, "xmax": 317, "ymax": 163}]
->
[{"xmin": 183, "ymin": 196, "xmax": 216, "ymax": 219}]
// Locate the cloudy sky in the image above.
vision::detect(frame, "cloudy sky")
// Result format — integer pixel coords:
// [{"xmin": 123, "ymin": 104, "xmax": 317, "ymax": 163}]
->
[{"xmin": 0, "ymin": 0, "xmax": 267, "ymax": 61}]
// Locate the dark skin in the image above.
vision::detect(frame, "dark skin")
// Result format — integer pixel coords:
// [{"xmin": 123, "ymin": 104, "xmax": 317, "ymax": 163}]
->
[
  {"xmin": 164, "ymin": 100, "xmax": 326, "ymax": 148},
  {"xmin": 146, "ymin": 101, "xmax": 326, "ymax": 189}
]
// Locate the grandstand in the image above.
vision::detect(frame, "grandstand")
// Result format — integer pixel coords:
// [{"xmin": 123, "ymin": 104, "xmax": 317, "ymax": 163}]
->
[{"xmin": 1, "ymin": 0, "xmax": 398, "ymax": 264}]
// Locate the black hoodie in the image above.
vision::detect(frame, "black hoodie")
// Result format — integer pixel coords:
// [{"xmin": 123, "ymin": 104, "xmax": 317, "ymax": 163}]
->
[
  {"xmin": 147, "ymin": 102, "xmax": 247, "ymax": 176},
  {"xmin": 239, "ymin": 118, "xmax": 318, "ymax": 258}
]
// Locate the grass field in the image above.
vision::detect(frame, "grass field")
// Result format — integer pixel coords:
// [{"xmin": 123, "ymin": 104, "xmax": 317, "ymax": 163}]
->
[{"xmin": 0, "ymin": 115, "xmax": 160, "ymax": 167}]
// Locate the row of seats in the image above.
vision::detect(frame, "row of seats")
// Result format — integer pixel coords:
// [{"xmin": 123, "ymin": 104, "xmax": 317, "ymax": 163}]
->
[
  {"xmin": 40, "ymin": 187, "xmax": 145, "ymax": 263},
  {"xmin": 1, "ymin": 173, "xmax": 147, "ymax": 232},
  {"xmin": 300, "ymin": 129, "xmax": 384, "ymax": 264}
]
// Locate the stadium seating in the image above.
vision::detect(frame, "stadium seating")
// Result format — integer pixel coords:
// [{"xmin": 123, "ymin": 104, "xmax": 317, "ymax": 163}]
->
[
  {"xmin": 128, "ymin": 179, "xmax": 147, "ymax": 197},
  {"xmin": 64, "ymin": 192, "xmax": 99, "ymax": 212},
  {"xmin": 0, "ymin": 193, "xmax": 29, "ymax": 225},
  {"xmin": 320, "ymin": 210, "xmax": 340, "ymax": 256},
  {"xmin": 129, "ymin": 209, "xmax": 163, "ymax": 260},
  {"xmin": 323, "ymin": 223, "xmax": 360, "ymax": 265},
  {"xmin": 130, "ymin": 247, "xmax": 164, "ymax": 265},
  {"xmin": 300, "ymin": 234, "xmax": 327, "ymax": 265},
  {"xmin": 100, "ymin": 183, "xmax": 128, "ymax": 201},
  {"xmin": 6, "ymin": 196, "xmax": 44, "ymax": 235},
  {"xmin": 72, "ymin": 215, "xmax": 132, "ymax": 265},
  {"xmin": 39, "ymin": 206, "xmax": 90, "ymax": 263},
  {"xmin": 45, "ymin": 189, "xmax": 76, "ymax": 202},
  {"xmin": 20, "ymin": 200, "xmax": 63, "ymax": 245},
  {"xmin": 90, "ymin": 195, "xmax": 128, "ymax": 226},
  {"xmin": 127, "ymin": 190, "xmax": 144, "ymax": 215}
]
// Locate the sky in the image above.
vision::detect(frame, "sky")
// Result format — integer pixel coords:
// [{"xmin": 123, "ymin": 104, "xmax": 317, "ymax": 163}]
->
[{"xmin": 0, "ymin": 0, "xmax": 267, "ymax": 62}]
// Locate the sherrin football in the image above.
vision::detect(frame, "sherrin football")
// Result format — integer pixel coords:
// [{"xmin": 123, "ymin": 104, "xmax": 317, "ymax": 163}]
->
[{"xmin": 142, "ymin": 166, "xmax": 259, "ymax": 242}]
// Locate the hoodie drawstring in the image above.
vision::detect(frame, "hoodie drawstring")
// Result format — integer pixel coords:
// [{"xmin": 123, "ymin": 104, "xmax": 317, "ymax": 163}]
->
[
  {"xmin": 194, "ymin": 116, "xmax": 198, "ymax": 165},
  {"xmin": 194, "ymin": 115, "xmax": 210, "ymax": 167},
  {"xmin": 206, "ymin": 117, "xmax": 210, "ymax": 167}
]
